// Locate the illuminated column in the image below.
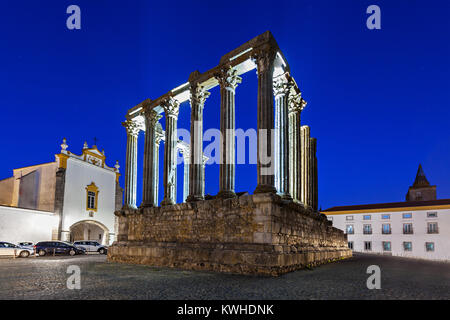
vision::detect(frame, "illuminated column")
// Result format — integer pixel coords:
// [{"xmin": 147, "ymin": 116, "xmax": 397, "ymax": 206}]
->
[
  {"xmin": 310, "ymin": 137, "xmax": 318, "ymax": 211},
  {"xmin": 288, "ymin": 95, "xmax": 306, "ymax": 202},
  {"xmin": 161, "ymin": 97, "xmax": 180, "ymax": 206},
  {"xmin": 253, "ymin": 49, "xmax": 277, "ymax": 194},
  {"xmin": 181, "ymin": 148, "xmax": 190, "ymax": 202},
  {"xmin": 202, "ymin": 155, "xmax": 208, "ymax": 197},
  {"xmin": 187, "ymin": 84, "xmax": 210, "ymax": 202},
  {"xmin": 122, "ymin": 120, "xmax": 140, "ymax": 209},
  {"xmin": 273, "ymin": 78, "xmax": 291, "ymax": 199},
  {"xmin": 215, "ymin": 67, "xmax": 241, "ymax": 198},
  {"xmin": 154, "ymin": 130, "xmax": 164, "ymax": 205},
  {"xmin": 301, "ymin": 125, "xmax": 310, "ymax": 207},
  {"xmin": 141, "ymin": 108, "xmax": 161, "ymax": 207}
]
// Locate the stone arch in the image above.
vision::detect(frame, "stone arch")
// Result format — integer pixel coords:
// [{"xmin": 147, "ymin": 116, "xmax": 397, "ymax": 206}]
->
[{"xmin": 69, "ymin": 220, "xmax": 110, "ymax": 245}]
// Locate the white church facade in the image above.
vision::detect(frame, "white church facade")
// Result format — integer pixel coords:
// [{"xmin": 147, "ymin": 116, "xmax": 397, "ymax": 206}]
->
[{"xmin": 0, "ymin": 139, "xmax": 122, "ymax": 245}]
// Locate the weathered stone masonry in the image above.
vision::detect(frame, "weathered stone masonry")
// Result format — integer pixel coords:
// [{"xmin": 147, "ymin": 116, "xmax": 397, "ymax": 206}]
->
[{"xmin": 110, "ymin": 193, "xmax": 350, "ymax": 276}]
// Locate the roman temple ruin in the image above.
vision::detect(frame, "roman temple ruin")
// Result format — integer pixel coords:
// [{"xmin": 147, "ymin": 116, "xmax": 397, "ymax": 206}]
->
[{"xmin": 108, "ymin": 31, "xmax": 351, "ymax": 275}]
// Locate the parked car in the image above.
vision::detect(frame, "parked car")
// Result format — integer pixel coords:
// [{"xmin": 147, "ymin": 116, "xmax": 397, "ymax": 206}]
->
[
  {"xmin": 18, "ymin": 242, "xmax": 34, "ymax": 250},
  {"xmin": 34, "ymin": 241, "xmax": 86, "ymax": 256},
  {"xmin": 73, "ymin": 241, "xmax": 108, "ymax": 254},
  {"xmin": 0, "ymin": 242, "xmax": 33, "ymax": 258}
]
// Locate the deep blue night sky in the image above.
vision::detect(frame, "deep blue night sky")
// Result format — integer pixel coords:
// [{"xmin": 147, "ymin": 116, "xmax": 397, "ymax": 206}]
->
[{"xmin": 1, "ymin": 0, "xmax": 449, "ymax": 209}]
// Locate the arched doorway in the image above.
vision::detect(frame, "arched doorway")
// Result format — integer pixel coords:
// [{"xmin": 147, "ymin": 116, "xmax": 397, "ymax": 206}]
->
[{"xmin": 69, "ymin": 220, "xmax": 110, "ymax": 245}]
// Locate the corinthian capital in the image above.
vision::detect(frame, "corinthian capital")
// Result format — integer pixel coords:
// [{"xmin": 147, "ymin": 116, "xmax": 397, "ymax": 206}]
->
[
  {"xmin": 144, "ymin": 107, "xmax": 162, "ymax": 128},
  {"xmin": 162, "ymin": 97, "xmax": 180, "ymax": 118},
  {"xmin": 273, "ymin": 78, "xmax": 291, "ymax": 97},
  {"xmin": 215, "ymin": 67, "xmax": 242, "ymax": 91},
  {"xmin": 190, "ymin": 83, "xmax": 211, "ymax": 107},
  {"xmin": 288, "ymin": 92, "xmax": 304, "ymax": 114},
  {"xmin": 122, "ymin": 119, "xmax": 140, "ymax": 137},
  {"xmin": 252, "ymin": 48, "xmax": 277, "ymax": 75}
]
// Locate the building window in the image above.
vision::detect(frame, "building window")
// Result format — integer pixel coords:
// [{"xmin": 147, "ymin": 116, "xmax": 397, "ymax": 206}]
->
[
  {"xmin": 427, "ymin": 212, "xmax": 438, "ymax": 218},
  {"xmin": 403, "ymin": 242, "xmax": 412, "ymax": 251},
  {"xmin": 364, "ymin": 241, "xmax": 372, "ymax": 251},
  {"xmin": 382, "ymin": 224, "xmax": 391, "ymax": 234},
  {"xmin": 348, "ymin": 242, "xmax": 353, "ymax": 250},
  {"xmin": 87, "ymin": 192, "xmax": 96, "ymax": 209},
  {"xmin": 346, "ymin": 216, "xmax": 354, "ymax": 221},
  {"xmin": 415, "ymin": 191, "xmax": 422, "ymax": 200},
  {"xmin": 346, "ymin": 225, "xmax": 354, "ymax": 234},
  {"xmin": 402, "ymin": 213, "xmax": 412, "ymax": 219},
  {"xmin": 427, "ymin": 222, "xmax": 438, "ymax": 234},
  {"xmin": 381, "ymin": 214, "xmax": 390, "ymax": 220},
  {"xmin": 85, "ymin": 182, "xmax": 99, "ymax": 212},
  {"xmin": 383, "ymin": 241, "xmax": 391, "ymax": 251},
  {"xmin": 363, "ymin": 224, "xmax": 372, "ymax": 235},
  {"xmin": 403, "ymin": 223, "xmax": 413, "ymax": 234},
  {"xmin": 425, "ymin": 242, "xmax": 435, "ymax": 252},
  {"xmin": 363, "ymin": 215, "xmax": 371, "ymax": 220}
]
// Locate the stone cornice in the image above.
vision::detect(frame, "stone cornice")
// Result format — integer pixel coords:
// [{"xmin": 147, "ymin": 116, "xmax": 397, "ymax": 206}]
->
[{"xmin": 125, "ymin": 31, "xmax": 292, "ymax": 120}]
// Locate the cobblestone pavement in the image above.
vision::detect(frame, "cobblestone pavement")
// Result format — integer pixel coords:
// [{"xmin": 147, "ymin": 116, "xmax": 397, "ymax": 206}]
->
[{"xmin": 0, "ymin": 253, "xmax": 448, "ymax": 300}]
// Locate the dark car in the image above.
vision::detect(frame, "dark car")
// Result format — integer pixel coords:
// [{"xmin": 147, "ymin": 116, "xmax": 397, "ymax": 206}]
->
[{"xmin": 34, "ymin": 241, "xmax": 86, "ymax": 256}]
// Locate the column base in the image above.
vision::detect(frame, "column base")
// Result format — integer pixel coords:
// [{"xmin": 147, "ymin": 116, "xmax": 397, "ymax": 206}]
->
[
  {"xmin": 216, "ymin": 190, "xmax": 236, "ymax": 199},
  {"xmin": 122, "ymin": 204, "xmax": 137, "ymax": 210},
  {"xmin": 186, "ymin": 195, "xmax": 204, "ymax": 202},
  {"xmin": 254, "ymin": 184, "xmax": 277, "ymax": 194},
  {"xmin": 139, "ymin": 202, "xmax": 154, "ymax": 209},
  {"xmin": 161, "ymin": 198, "xmax": 175, "ymax": 206},
  {"xmin": 280, "ymin": 193, "xmax": 293, "ymax": 201}
]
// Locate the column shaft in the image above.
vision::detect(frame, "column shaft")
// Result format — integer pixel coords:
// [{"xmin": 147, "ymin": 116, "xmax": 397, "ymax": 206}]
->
[
  {"xmin": 141, "ymin": 110, "xmax": 161, "ymax": 207},
  {"xmin": 274, "ymin": 80, "xmax": 291, "ymax": 199},
  {"xmin": 301, "ymin": 125, "xmax": 310, "ymax": 206},
  {"xmin": 187, "ymin": 84, "xmax": 210, "ymax": 202},
  {"xmin": 154, "ymin": 137, "xmax": 162, "ymax": 205},
  {"xmin": 182, "ymin": 151, "xmax": 190, "ymax": 202},
  {"xmin": 161, "ymin": 98, "xmax": 180, "ymax": 206},
  {"xmin": 216, "ymin": 68, "xmax": 241, "ymax": 198},
  {"xmin": 311, "ymin": 137, "xmax": 318, "ymax": 211},
  {"xmin": 122, "ymin": 120, "xmax": 139, "ymax": 209},
  {"xmin": 254, "ymin": 50, "xmax": 277, "ymax": 194},
  {"xmin": 288, "ymin": 96, "xmax": 306, "ymax": 202}
]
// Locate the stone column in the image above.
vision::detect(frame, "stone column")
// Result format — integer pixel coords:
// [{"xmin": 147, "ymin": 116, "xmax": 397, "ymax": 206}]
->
[
  {"xmin": 187, "ymin": 84, "xmax": 210, "ymax": 202},
  {"xmin": 215, "ymin": 67, "xmax": 242, "ymax": 198},
  {"xmin": 122, "ymin": 120, "xmax": 140, "ymax": 209},
  {"xmin": 141, "ymin": 108, "xmax": 161, "ymax": 207},
  {"xmin": 253, "ymin": 49, "xmax": 277, "ymax": 194},
  {"xmin": 308, "ymin": 137, "xmax": 315, "ymax": 209},
  {"xmin": 161, "ymin": 97, "xmax": 180, "ymax": 206},
  {"xmin": 310, "ymin": 137, "xmax": 318, "ymax": 211},
  {"xmin": 181, "ymin": 148, "xmax": 190, "ymax": 202},
  {"xmin": 288, "ymin": 96, "xmax": 306, "ymax": 202},
  {"xmin": 154, "ymin": 130, "xmax": 164, "ymax": 206},
  {"xmin": 300, "ymin": 125, "xmax": 310, "ymax": 207},
  {"xmin": 273, "ymin": 78, "xmax": 292, "ymax": 200}
]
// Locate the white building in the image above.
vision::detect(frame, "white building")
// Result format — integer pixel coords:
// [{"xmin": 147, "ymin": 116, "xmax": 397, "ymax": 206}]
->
[
  {"xmin": 0, "ymin": 139, "xmax": 122, "ymax": 245},
  {"xmin": 323, "ymin": 165, "xmax": 450, "ymax": 261}
]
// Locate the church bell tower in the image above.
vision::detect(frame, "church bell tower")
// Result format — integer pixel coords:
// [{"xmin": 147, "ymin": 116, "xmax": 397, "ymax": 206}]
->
[{"xmin": 406, "ymin": 164, "xmax": 436, "ymax": 201}]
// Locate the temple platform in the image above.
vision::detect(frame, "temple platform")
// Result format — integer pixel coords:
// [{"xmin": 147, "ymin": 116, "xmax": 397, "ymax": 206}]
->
[{"xmin": 108, "ymin": 193, "xmax": 351, "ymax": 276}]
